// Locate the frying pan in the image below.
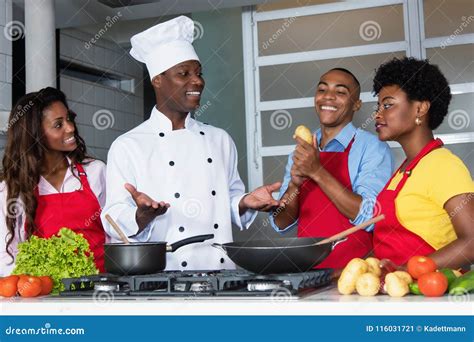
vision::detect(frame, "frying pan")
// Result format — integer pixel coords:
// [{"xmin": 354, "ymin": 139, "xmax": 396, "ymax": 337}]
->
[
  {"xmin": 212, "ymin": 215, "xmax": 384, "ymax": 274},
  {"xmin": 213, "ymin": 237, "xmax": 346, "ymax": 274},
  {"xmin": 104, "ymin": 214, "xmax": 215, "ymax": 275},
  {"xmin": 104, "ymin": 234, "xmax": 214, "ymax": 275}
]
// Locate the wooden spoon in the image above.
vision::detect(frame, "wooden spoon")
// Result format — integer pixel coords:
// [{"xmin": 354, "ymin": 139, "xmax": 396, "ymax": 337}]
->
[
  {"xmin": 315, "ymin": 214, "xmax": 385, "ymax": 245},
  {"xmin": 105, "ymin": 214, "xmax": 130, "ymax": 244}
]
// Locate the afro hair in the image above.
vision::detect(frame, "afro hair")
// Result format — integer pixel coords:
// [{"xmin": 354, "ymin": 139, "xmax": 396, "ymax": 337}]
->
[{"xmin": 372, "ymin": 57, "xmax": 452, "ymax": 130}]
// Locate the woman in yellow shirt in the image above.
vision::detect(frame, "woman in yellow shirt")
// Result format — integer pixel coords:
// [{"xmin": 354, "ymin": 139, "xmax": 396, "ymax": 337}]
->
[{"xmin": 372, "ymin": 57, "xmax": 474, "ymax": 270}]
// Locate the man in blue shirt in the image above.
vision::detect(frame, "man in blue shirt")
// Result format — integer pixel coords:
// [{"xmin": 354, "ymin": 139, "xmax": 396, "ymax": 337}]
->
[{"xmin": 270, "ymin": 68, "xmax": 394, "ymax": 269}]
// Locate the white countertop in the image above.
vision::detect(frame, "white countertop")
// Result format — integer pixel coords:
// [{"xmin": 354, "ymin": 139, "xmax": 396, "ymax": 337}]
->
[{"xmin": 1, "ymin": 285, "xmax": 472, "ymax": 316}]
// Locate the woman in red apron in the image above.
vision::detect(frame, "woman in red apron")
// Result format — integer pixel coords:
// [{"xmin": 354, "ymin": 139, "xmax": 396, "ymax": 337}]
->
[
  {"xmin": 372, "ymin": 57, "xmax": 474, "ymax": 269},
  {"xmin": 1, "ymin": 87, "xmax": 106, "ymax": 273}
]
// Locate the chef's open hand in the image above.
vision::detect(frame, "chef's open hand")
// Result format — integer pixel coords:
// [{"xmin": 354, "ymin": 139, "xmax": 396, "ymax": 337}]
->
[
  {"xmin": 292, "ymin": 135, "xmax": 323, "ymax": 181},
  {"xmin": 125, "ymin": 183, "xmax": 170, "ymax": 230},
  {"xmin": 239, "ymin": 182, "xmax": 282, "ymax": 214}
]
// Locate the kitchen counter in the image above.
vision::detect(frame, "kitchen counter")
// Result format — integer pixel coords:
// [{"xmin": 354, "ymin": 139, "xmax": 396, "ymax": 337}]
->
[{"xmin": 1, "ymin": 285, "xmax": 472, "ymax": 316}]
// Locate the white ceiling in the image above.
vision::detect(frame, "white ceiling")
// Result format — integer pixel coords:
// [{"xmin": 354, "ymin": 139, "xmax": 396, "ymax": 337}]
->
[{"xmin": 13, "ymin": 0, "xmax": 280, "ymax": 28}]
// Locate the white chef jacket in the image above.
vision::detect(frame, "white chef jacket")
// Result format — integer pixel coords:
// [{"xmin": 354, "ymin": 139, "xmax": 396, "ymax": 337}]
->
[
  {"xmin": 0, "ymin": 158, "xmax": 106, "ymax": 276},
  {"xmin": 101, "ymin": 107, "xmax": 256, "ymax": 271}
]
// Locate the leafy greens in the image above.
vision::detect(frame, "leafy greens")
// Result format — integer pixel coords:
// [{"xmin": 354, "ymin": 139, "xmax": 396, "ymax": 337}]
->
[{"xmin": 12, "ymin": 228, "xmax": 98, "ymax": 293}]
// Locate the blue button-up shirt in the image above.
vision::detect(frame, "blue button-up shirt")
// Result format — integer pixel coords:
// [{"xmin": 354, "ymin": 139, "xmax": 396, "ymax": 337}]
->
[{"xmin": 269, "ymin": 122, "xmax": 394, "ymax": 233}]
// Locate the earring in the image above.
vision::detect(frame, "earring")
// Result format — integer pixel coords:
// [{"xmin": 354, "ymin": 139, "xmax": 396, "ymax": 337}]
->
[{"xmin": 415, "ymin": 116, "xmax": 422, "ymax": 126}]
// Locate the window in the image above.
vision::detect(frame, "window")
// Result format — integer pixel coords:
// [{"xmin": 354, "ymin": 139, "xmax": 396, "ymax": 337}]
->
[{"xmin": 242, "ymin": 0, "xmax": 474, "ymax": 189}]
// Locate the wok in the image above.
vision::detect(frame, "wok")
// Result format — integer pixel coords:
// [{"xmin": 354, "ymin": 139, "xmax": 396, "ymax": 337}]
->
[
  {"xmin": 213, "ymin": 237, "xmax": 345, "ymax": 274},
  {"xmin": 104, "ymin": 234, "xmax": 214, "ymax": 275},
  {"xmin": 213, "ymin": 215, "xmax": 385, "ymax": 274}
]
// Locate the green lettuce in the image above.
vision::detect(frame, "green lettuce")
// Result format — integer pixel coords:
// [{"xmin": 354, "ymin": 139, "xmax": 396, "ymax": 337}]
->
[{"xmin": 12, "ymin": 228, "xmax": 98, "ymax": 294}]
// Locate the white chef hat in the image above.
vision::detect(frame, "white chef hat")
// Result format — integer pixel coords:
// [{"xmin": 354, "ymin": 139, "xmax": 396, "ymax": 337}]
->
[{"xmin": 130, "ymin": 16, "xmax": 200, "ymax": 80}]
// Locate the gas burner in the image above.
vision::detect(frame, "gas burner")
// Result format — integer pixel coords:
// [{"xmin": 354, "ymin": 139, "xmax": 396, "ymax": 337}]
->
[
  {"xmin": 173, "ymin": 282, "xmax": 187, "ymax": 292},
  {"xmin": 60, "ymin": 269, "xmax": 333, "ymax": 297},
  {"xmin": 190, "ymin": 281, "xmax": 213, "ymax": 292},
  {"xmin": 94, "ymin": 281, "xmax": 120, "ymax": 292},
  {"xmin": 173, "ymin": 281, "xmax": 214, "ymax": 292},
  {"xmin": 191, "ymin": 272, "xmax": 211, "ymax": 277},
  {"xmin": 247, "ymin": 280, "xmax": 286, "ymax": 292}
]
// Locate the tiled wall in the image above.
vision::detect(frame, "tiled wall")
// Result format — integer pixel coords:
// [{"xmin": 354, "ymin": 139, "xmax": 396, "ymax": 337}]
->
[
  {"xmin": 0, "ymin": 0, "xmax": 12, "ymax": 151},
  {"xmin": 59, "ymin": 28, "xmax": 145, "ymax": 161}
]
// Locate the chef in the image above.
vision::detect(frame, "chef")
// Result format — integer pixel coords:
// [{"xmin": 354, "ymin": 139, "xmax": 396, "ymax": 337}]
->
[{"xmin": 101, "ymin": 16, "xmax": 280, "ymax": 271}]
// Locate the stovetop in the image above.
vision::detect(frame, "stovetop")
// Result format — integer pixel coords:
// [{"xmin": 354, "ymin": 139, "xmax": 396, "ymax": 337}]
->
[{"xmin": 60, "ymin": 269, "xmax": 333, "ymax": 298}]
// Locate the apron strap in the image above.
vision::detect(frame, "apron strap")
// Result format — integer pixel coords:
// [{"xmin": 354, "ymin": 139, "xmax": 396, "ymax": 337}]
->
[
  {"xmin": 75, "ymin": 162, "xmax": 87, "ymax": 178},
  {"xmin": 74, "ymin": 162, "xmax": 94, "ymax": 192},
  {"xmin": 393, "ymin": 138, "xmax": 444, "ymax": 193},
  {"xmin": 344, "ymin": 135, "xmax": 356, "ymax": 152}
]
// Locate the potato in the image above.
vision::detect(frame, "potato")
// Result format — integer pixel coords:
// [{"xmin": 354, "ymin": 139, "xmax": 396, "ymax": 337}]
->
[
  {"xmin": 393, "ymin": 271, "xmax": 413, "ymax": 284},
  {"xmin": 294, "ymin": 125, "xmax": 313, "ymax": 144},
  {"xmin": 345, "ymin": 258, "xmax": 369, "ymax": 274},
  {"xmin": 338, "ymin": 270, "xmax": 360, "ymax": 295},
  {"xmin": 385, "ymin": 272, "xmax": 409, "ymax": 297},
  {"xmin": 365, "ymin": 257, "xmax": 381, "ymax": 277},
  {"xmin": 337, "ymin": 258, "xmax": 369, "ymax": 295},
  {"xmin": 356, "ymin": 273, "xmax": 380, "ymax": 296}
]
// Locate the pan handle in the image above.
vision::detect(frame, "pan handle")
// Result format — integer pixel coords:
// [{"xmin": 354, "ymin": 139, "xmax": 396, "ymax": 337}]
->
[
  {"xmin": 211, "ymin": 243, "xmax": 226, "ymax": 253},
  {"xmin": 331, "ymin": 238, "xmax": 348, "ymax": 250},
  {"xmin": 167, "ymin": 234, "xmax": 215, "ymax": 252}
]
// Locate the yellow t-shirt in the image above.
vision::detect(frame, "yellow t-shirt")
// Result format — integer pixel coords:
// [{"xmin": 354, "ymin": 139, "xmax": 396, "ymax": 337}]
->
[{"xmin": 387, "ymin": 147, "xmax": 474, "ymax": 250}]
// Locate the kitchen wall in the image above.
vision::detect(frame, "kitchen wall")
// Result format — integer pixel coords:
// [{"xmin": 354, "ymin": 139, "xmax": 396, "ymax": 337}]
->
[
  {"xmin": 59, "ymin": 28, "xmax": 144, "ymax": 161},
  {"xmin": 191, "ymin": 8, "xmax": 283, "ymax": 240},
  {"xmin": 192, "ymin": 9, "xmax": 249, "ymax": 187},
  {"xmin": 0, "ymin": 0, "xmax": 12, "ymax": 154}
]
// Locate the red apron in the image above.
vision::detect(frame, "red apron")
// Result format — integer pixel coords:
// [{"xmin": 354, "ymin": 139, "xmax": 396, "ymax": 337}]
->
[
  {"xmin": 373, "ymin": 139, "xmax": 443, "ymax": 265},
  {"xmin": 32, "ymin": 163, "xmax": 105, "ymax": 272},
  {"xmin": 298, "ymin": 136, "xmax": 373, "ymax": 269}
]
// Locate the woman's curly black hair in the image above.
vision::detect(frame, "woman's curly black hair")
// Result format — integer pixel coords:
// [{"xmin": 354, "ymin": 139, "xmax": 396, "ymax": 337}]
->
[{"xmin": 373, "ymin": 57, "xmax": 452, "ymax": 129}]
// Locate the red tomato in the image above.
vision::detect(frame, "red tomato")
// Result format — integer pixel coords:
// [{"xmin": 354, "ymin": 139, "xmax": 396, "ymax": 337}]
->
[
  {"xmin": 38, "ymin": 276, "xmax": 54, "ymax": 296},
  {"xmin": 0, "ymin": 275, "xmax": 19, "ymax": 297},
  {"xmin": 418, "ymin": 272, "xmax": 448, "ymax": 297},
  {"xmin": 407, "ymin": 255, "xmax": 437, "ymax": 279},
  {"xmin": 17, "ymin": 276, "xmax": 42, "ymax": 297}
]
